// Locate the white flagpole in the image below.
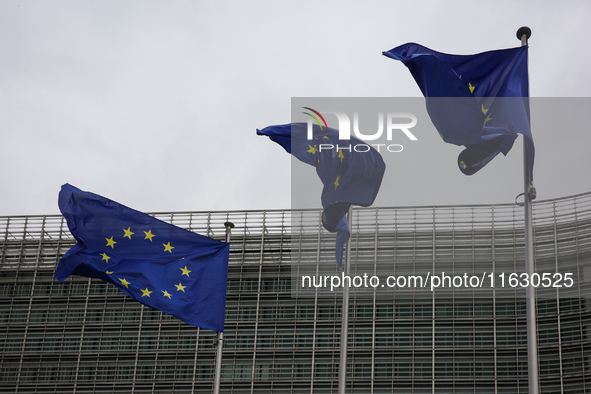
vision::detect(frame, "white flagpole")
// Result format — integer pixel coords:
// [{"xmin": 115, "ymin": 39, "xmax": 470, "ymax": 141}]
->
[
  {"xmin": 213, "ymin": 221, "xmax": 234, "ymax": 394},
  {"xmin": 516, "ymin": 26, "xmax": 539, "ymax": 394},
  {"xmin": 338, "ymin": 207, "xmax": 353, "ymax": 394}
]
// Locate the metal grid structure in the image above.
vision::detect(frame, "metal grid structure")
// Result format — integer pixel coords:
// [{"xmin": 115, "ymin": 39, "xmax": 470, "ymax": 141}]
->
[{"xmin": 0, "ymin": 193, "xmax": 590, "ymax": 393}]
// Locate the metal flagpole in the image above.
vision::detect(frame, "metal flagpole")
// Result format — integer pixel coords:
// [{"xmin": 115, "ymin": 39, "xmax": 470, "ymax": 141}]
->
[
  {"xmin": 213, "ymin": 221, "xmax": 234, "ymax": 394},
  {"xmin": 338, "ymin": 207, "xmax": 353, "ymax": 394},
  {"xmin": 516, "ymin": 26, "xmax": 539, "ymax": 394}
]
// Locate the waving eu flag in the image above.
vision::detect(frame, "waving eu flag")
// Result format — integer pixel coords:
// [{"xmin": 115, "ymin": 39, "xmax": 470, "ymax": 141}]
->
[
  {"xmin": 257, "ymin": 123, "xmax": 385, "ymax": 266},
  {"xmin": 383, "ymin": 43, "xmax": 534, "ymax": 178},
  {"xmin": 55, "ymin": 184, "xmax": 230, "ymax": 332}
]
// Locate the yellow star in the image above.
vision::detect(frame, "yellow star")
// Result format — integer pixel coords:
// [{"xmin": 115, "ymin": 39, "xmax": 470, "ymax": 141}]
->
[
  {"xmin": 123, "ymin": 227, "xmax": 134, "ymax": 239},
  {"xmin": 163, "ymin": 242, "xmax": 174, "ymax": 253},
  {"xmin": 307, "ymin": 145, "xmax": 318, "ymax": 154},
  {"xmin": 141, "ymin": 287, "xmax": 152, "ymax": 297},
  {"xmin": 106, "ymin": 270, "xmax": 113, "ymax": 274},
  {"xmin": 100, "ymin": 252, "xmax": 111, "ymax": 263},
  {"xmin": 175, "ymin": 282, "xmax": 186, "ymax": 292},
  {"xmin": 334, "ymin": 175, "xmax": 340, "ymax": 190},
  {"xmin": 162, "ymin": 290, "xmax": 172, "ymax": 299},
  {"xmin": 481, "ymin": 104, "xmax": 489, "ymax": 115},
  {"xmin": 118, "ymin": 278, "xmax": 130, "ymax": 288},
  {"xmin": 105, "ymin": 237, "xmax": 117, "ymax": 249},
  {"xmin": 468, "ymin": 81, "xmax": 475, "ymax": 94},
  {"xmin": 338, "ymin": 149, "xmax": 344, "ymax": 162},
  {"xmin": 180, "ymin": 266, "xmax": 191, "ymax": 277},
  {"xmin": 144, "ymin": 230, "xmax": 155, "ymax": 242},
  {"xmin": 484, "ymin": 114, "xmax": 492, "ymax": 125}
]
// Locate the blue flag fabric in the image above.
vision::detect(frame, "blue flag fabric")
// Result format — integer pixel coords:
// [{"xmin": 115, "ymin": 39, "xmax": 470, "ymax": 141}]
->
[
  {"xmin": 55, "ymin": 184, "xmax": 230, "ymax": 332},
  {"xmin": 383, "ymin": 43, "xmax": 534, "ymax": 178},
  {"xmin": 257, "ymin": 123, "xmax": 386, "ymax": 266}
]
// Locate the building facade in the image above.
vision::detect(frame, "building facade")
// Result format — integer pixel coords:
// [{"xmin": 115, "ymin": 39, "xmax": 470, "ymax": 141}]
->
[{"xmin": 1, "ymin": 192, "xmax": 590, "ymax": 393}]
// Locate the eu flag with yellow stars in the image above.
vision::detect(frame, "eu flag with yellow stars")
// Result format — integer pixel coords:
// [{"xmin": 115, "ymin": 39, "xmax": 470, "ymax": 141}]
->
[
  {"xmin": 383, "ymin": 43, "xmax": 534, "ymax": 178},
  {"xmin": 257, "ymin": 123, "xmax": 386, "ymax": 267},
  {"xmin": 55, "ymin": 184, "xmax": 230, "ymax": 332}
]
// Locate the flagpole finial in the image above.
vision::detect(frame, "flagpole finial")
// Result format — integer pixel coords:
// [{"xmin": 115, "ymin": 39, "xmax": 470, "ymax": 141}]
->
[
  {"xmin": 516, "ymin": 26, "xmax": 531, "ymax": 42},
  {"xmin": 223, "ymin": 222, "xmax": 234, "ymax": 243}
]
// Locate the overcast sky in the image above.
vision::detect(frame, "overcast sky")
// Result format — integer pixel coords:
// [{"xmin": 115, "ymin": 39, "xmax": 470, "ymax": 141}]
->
[{"xmin": 1, "ymin": 0, "xmax": 590, "ymax": 217}]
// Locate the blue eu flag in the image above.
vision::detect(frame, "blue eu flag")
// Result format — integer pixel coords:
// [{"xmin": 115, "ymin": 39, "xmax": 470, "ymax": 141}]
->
[
  {"xmin": 383, "ymin": 43, "xmax": 534, "ymax": 177},
  {"xmin": 257, "ymin": 123, "xmax": 386, "ymax": 266},
  {"xmin": 55, "ymin": 184, "xmax": 230, "ymax": 332}
]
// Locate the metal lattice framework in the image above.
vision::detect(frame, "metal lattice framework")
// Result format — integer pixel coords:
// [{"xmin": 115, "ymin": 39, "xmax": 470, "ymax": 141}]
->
[{"xmin": 1, "ymin": 192, "xmax": 590, "ymax": 393}]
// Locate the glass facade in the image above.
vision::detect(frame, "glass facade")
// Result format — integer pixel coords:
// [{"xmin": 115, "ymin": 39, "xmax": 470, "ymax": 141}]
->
[{"xmin": 1, "ymin": 193, "xmax": 590, "ymax": 393}]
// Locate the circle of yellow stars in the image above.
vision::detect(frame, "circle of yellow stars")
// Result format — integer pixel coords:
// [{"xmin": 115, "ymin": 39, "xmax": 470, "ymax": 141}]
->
[{"xmin": 97, "ymin": 226, "xmax": 190, "ymax": 302}]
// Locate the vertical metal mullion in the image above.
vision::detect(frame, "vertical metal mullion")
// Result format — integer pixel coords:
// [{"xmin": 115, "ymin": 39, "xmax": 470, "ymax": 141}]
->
[
  {"xmin": 188, "ymin": 211, "xmax": 194, "ymax": 233},
  {"xmin": 230, "ymin": 214, "xmax": 246, "ymax": 393},
  {"xmin": 207, "ymin": 212, "xmax": 212, "ymax": 238},
  {"xmin": 549, "ymin": 201, "xmax": 564, "ymax": 392},
  {"xmin": 0, "ymin": 217, "xmax": 9, "ymax": 267},
  {"xmin": 352, "ymin": 209, "xmax": 361, "ymax": 387},
  {"xmin": 308, "ymin": 210, "xmax": 322, "ymax": 394},
  {"xmin": 0, "ymin": 213, "xmax": 11, "ymax": 385},
  {"xmin": 131, "ymin": 304, "xmax": 145, "ymax": 392},
  {"xmin": 370, "ymin": 208, "xmax": 378, "ymax": 394},
  {"xmin": 151, "ymin": 308, "xmax": 164, "ymax": 392},
  {"xmin": 431, "ymin": 207, "xmax": 436, "ymax": 393},
  {"xmin": 193, "ymin": 210, "xmax": 210, "ymax": 392},
  {"xmin": 273, "ymin": 210, "xmax": 287, "ymax": 393},
  {"xmin": 36, "ymin": 216, "xmax": 46, "ymax": 269},
  {"xmin": 72, "ymin": 277, "xmax": 92, "ymax": 393},
  {"xmin": 171, "ymin": 323, "xmax": 181, "ymax": 393},
  {"xmin": 26, "ymin": 215, "xmax": 45, "ymax": 370},
  {"xmin": 26, "ymin": 217, "xmax": 44, "ymax": 388},
  {"xmin": 115, "ymin": 298, "xmax": 125, "ymax": 387},
  {"xmin": 14, "ymin": 217, "xmax": 29, "ymax": 392},
  {"xmin": 191, "ymin": 326, "xmax": 200, "ymax": 392},
  {"xmin": 250, "ymin": 211, "xmax": 265, "ymax": 393},
  {"xmin": 572, "ymin": 198, "xmax": 584, "ymax": 394},
  {"xmin": 491, "ymin": 206, "xmax": 498, "ymax": 394},
  {"xmin": 93, "ymin": 286, "xmax": 108, "ymax": 387}
]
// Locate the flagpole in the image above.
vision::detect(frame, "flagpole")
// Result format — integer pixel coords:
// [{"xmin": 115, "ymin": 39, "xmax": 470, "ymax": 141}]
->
[
  {"xmin": 338, "ymin": 207, "xmax": 353, "ymax": 394},
  {"xmin": 516, "ymin": 26, "xmax": 539, "ymax": 394},
  {"xmin": 213, "ymin": 221, "xmax": 234, "ymax": 394}
]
